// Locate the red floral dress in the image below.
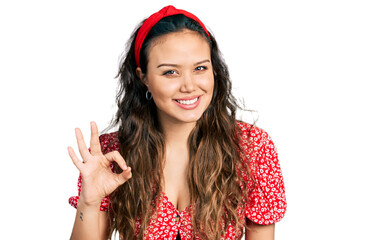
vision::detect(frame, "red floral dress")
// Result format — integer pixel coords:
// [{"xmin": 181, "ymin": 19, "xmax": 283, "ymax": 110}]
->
[{"xmin": 69, "ymin": 121, "xmax": 287, "ymax": 239}]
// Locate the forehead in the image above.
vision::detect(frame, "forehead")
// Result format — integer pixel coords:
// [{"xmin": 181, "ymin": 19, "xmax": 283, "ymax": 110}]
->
[{"xmin": 147, "ymin": 30, "xmax": 211, "ymax": 65}]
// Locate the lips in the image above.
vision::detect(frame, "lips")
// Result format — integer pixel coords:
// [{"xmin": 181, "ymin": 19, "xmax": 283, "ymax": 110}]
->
[
  {"xmin": 173, "ymin": 96, "xmax": 201, "ymax": 109},
  {"xmin": 175, "ymin": 97, "xmax": 199, "ymax": 105}
]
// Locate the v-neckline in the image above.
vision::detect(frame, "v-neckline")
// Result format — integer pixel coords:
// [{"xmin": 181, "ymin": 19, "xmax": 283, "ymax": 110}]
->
[{"xmin": 162, "ymin": 192, "xmax": 191, "ymax": 214}]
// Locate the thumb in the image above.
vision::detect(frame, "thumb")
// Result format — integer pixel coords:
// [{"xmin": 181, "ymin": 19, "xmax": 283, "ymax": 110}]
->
[{"xmin": 116, "ymin": 167, "xmax": 132, "ymax": 185}]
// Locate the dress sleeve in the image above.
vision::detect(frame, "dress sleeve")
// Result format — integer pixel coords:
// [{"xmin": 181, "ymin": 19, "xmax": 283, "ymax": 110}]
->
[
  {"xmin": 244, "ymin": 127, "xmax": 287, "ymax": 225},
  {"xmin": 68, "ymin": 132, "xmax": 119, "ymax": 212}
]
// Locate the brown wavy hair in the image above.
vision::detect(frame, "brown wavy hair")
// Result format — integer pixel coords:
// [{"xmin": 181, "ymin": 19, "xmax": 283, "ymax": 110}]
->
[{"xmin": 105, "ymin": 14, "xmax": 250, "ymax": 239}]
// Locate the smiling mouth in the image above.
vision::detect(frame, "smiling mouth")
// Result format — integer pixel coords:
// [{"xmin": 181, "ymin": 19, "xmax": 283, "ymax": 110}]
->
[{"xmin": 175, "ymin": 97, "xmax": 199, "ymax": 105}]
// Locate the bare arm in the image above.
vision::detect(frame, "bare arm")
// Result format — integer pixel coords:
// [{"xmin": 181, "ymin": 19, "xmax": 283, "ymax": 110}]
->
[
  {"xmin": 70, "ymin": 201, "xmax": 109, "ymax": 240},
  {"xmin": 68, "ymin": 122, "xmax": 132, "ymax": 240},
  {"xmin": 245, "ymin": 218, "xmax": 275, "ymax": 240}
]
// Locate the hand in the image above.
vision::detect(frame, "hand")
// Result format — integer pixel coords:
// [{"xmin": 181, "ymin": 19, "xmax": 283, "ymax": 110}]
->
[{"xmin": 68, "ymin": 121, "xmax": 132, "ymax": 206}]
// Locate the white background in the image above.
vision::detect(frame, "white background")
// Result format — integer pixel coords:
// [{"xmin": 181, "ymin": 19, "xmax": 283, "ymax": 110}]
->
[{"xmin": 1, "ymin": 0, "xmax": 376, "ymax": 239}]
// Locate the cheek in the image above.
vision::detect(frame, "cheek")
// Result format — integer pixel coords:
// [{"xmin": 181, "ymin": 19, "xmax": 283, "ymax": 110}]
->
[
  {"xmin": 150, "ymin": 80, "xmax": 180, "ymax": 100},
  {"xmin": 200, "ymin": 75, "xmax": 215, "ymax": 93}
]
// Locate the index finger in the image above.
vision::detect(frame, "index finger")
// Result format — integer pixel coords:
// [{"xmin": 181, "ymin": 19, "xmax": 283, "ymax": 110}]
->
[{"xmin": 89, "ymin": 121, "xmax": 102, "ymax": 155}]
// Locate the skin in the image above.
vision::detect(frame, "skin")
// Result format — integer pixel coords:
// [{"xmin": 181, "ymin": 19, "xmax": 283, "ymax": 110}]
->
[
  {"xmin": 137, "ymin": 30, "xmax": 214, "ymax": 211},
  {"xmin": 68, "ymin": 122, "xmax": 130, "ymax": 240},
  {"xmin": 69, "ymin": 29, "xmax": 275, "ymax": 239},
  {"xmin": 138, "ymin": 30, "xmax": 214, "ymax": 128},
  {"xmin": 246, "ymin": 219, "xmax": 275, "ymax": 240}
]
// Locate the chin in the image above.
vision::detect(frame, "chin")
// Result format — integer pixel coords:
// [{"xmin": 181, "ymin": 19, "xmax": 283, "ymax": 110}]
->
[
  {"xmin": 180, "ymin": 110, "xmax": 207, "ymax": 122},
  {"xmin": 177, "ymin": 116, "xmax": 202, "ymax": 124}
]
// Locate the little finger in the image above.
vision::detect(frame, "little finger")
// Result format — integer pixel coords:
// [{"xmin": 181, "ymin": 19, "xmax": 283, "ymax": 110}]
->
[{"xmin": 67, "ymin": 146, "xmax": 83, "ymax": 171}]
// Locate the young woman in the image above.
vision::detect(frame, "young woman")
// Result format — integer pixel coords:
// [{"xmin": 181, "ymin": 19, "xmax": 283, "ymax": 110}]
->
[{"xmin": 68, "ymin": 5, "xmax": 286, "ymax": 240}]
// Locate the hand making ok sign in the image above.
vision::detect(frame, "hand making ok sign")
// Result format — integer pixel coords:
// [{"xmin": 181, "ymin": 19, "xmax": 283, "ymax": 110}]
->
[{"xmin": 67, "ymin": 122, "xmax": 132, "ymax": 206}]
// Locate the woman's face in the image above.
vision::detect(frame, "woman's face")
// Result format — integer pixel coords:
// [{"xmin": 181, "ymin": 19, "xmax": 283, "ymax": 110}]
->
[{"xmin": 138, "ymin": 30, "xmax": 214, "ymax": 126}]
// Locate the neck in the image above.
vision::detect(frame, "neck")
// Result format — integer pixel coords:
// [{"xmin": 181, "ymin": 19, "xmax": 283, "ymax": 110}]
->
[{"xmin": 161, "ymin": 121, "xmax": 196, "ymax": 147}]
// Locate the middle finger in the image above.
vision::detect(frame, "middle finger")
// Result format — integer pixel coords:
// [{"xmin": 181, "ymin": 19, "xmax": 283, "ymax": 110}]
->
[{"xmin": 89, "ymin": 121, "xmax": 102, "ymax": 155}]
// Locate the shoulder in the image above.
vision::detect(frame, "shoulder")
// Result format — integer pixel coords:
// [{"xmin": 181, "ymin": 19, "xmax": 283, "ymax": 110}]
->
[
  {"xmin": 237, "ymin": 121, "xmax": 286, "ymax": 224},
  {"xmin": 236, "ymin": 120, "xmax": 274, "ymax": 150},
  {"xmin": 236, "ymin": 120, "xmax": 279, "ymax": 171},
  {"xmin": 98, "ymin": 131, "xmax": 120, "ymax": 154}
]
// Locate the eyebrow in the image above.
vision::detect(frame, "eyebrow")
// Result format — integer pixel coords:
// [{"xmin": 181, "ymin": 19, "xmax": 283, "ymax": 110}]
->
[{"xmin": 156, "ymin": 59, "xmax": 210, "ymax": 68}]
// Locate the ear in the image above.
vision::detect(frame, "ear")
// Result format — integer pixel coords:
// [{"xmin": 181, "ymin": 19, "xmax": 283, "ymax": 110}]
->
[{"xmin": 136, "ymin": 67, "xmax": 148, "ymax": 87}]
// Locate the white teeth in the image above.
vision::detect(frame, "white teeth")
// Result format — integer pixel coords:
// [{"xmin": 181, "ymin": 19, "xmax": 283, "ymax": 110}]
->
[{"xmin": 176, "ymin": 97, "xmax": 199, "ymax": 105}]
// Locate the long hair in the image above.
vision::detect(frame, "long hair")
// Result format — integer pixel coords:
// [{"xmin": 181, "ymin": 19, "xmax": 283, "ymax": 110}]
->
[{"xmin": 106, "ymin": 14, "xmax": 250, "ymax": 239}]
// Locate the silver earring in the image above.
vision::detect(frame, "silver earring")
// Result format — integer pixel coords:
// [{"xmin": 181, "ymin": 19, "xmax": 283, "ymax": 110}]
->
[{"xmin": 146, "ymin": 90, "xmax": 153, "ymax": 100}]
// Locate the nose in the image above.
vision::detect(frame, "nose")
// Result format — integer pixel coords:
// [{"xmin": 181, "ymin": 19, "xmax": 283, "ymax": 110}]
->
[{"xmin": 180, "ymin": 72, "xmax": 195, "ymax": 92}]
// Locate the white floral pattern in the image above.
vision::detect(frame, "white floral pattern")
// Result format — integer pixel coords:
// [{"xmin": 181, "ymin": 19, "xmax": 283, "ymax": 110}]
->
[{"xmin": 69, "ymin": 121, "xmax": 287, "ymax": 239}]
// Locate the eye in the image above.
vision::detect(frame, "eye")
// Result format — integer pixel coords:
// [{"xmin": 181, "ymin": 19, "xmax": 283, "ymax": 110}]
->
[
  {"xmin": 163, "ymin": 70, "xmax": 176, "ymax": 75},
  {"xmin": 195, "ymin": 66, "xmax": 207, "ymax": 71}
]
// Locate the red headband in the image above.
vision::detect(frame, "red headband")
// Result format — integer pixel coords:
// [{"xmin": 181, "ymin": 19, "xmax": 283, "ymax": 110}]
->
[{"xmin": 134, "ymin": 5, "xmax": 211, "ymax": 68}]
